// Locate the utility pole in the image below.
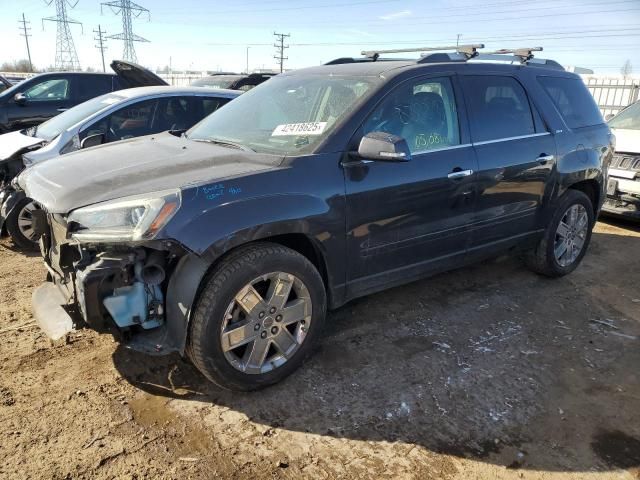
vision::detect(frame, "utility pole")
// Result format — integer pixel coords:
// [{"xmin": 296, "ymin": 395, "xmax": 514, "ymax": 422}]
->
[
  {"xmin": 43, "ymin": 0, "xmax": 82, "ymax": 71},
  {"xmin": 101, "ymin": 0, "xmax": 150, "ymax": 64},
  {"xmin": 19, "ymin": 13, "xmax": 34, "ymax": 72},
  {"xmin": 273, "ymin": 32, "xmax": 290, "ymax": 73},
  {"xmin": 94, "ymin": 25, "xmax": 107, "ymax": 72},
  {"xmin": 456, "ymin": 34, "xmax": 461, "ymax": 47},
  {"xmin": 246, "ymin": 46, "xmax": 250, "ymax": 74}
]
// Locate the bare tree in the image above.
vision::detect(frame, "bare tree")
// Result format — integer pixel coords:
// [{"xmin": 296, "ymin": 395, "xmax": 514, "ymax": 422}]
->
[
  {"xmin": 0, "ymin": 59, "xmax": 35, "ymax": 72},
  {"xmin": 621, "ymin": 59, "xmax": 633, "ymax": 78}
]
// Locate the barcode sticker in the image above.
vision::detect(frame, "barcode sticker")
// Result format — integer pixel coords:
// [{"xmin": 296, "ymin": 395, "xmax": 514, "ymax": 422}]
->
[{"xmin": 272, "ymin": 122, "xmax": 327, "ymax": 136}]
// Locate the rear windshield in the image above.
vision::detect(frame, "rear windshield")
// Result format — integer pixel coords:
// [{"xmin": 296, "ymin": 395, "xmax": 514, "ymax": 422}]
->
[
  {"xmin": 32, "ymin": 93, "xmax": 125, "ymax": 141},
  {"xmin": 608, "ymin": 101, "xmax": 640, "ymax": 130},
  {"xmin": 538, "ymin": 76, "xmax": 603, "ymax": 129},
  {"xmin": 191, "ymin": 76, "xmax": 240, "ymax": 89}
]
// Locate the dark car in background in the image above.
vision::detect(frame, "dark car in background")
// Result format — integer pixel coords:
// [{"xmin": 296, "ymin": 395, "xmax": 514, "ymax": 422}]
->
[
  {"xmin": 0, "ymin": 86, "xmax": 240, "ymax": 249},
  {"xmin": 191, "ymin": 72, "xmax": 275, "ymax": 91},
  {"xmin": 0, "ymin": 75, "xmax": 13, "ymax": 93},
  {"xmin": 0, "ymin": 61, "xmax": 167, "ymax": 134},
  {"xmin": 21, "ymin": 45, "xmax": 612, "ymax": 391}
]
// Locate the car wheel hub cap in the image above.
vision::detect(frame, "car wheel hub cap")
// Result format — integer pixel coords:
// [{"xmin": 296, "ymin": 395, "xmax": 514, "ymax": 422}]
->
[
  {"xmin": 16, "ymin": 201, "xmax": 40, "ymax": 241},
  {"xmin": 220, "ymin": 271, "xmax": 312, "ymax": 375},
  {"xmin": 554, "ymin": 204, "xmax": 588, "ymax": 267}
]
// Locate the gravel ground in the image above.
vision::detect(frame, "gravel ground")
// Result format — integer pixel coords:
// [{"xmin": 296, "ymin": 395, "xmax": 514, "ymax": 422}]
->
[{"xmin": 0, "ymin": 219, "xmax": 638, "ymax": 479}]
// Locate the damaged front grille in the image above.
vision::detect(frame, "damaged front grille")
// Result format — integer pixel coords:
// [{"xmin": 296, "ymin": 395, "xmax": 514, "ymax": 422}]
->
[{"xmin": 610, "ymin": 153, "xmax": 640, "ymax": 172}]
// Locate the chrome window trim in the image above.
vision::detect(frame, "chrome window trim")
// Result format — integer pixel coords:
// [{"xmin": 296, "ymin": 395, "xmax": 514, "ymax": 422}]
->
[
  {"xmin": 413, "ymin": 143, "xmax": 473, "ymax": 155},
  {"xmin": 473, "ymin": 132, "xmax": 551, "ymax": 146}
]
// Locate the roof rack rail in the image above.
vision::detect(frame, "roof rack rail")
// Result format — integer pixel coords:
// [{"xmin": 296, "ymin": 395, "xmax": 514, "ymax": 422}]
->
[
  {"xmin": 484, "ymin": 47, "xmax": 543, "ymax": 62},
  {"xmin": 361, "ymin": 44, "xmax": 484, "ymax": 61}
]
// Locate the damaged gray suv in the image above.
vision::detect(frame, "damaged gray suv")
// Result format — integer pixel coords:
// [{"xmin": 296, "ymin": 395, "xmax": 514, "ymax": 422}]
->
[{"xmin": 21, "ymin": 45, "xmax": 612, "ymax": 391}]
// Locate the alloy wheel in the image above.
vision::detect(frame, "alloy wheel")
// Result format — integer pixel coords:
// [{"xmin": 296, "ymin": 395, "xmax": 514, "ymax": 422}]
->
[
  {"xmin": 554, "ymin": 204, "xmax": 588, "ymax": 267},
  {"xmin": 220, "ymin": 271, "xmax": 312, "ymax": 374},
  {"xmin": 16, "ymin": 201, "xmax": 40, "ymax": 241}
]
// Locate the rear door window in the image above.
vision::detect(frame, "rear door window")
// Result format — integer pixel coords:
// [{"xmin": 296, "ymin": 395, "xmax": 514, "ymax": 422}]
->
[
  {"xmin": 76, "ymin": 75, "xmax": 114, "ymax": 102},
  {"xmin": 538, "ymin": 76, "xmax": 603, "ymax": 129},
  {"xmin": 461, "ymin": 75, "xmax": 535, "ymax": 142},
  {"xmin": 200, "ymin": 97, "xmax": 231, "ymax": 116}
]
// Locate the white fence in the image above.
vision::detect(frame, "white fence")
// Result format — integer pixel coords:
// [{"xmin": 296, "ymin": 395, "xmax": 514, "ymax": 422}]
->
[{"xmin": 580, "ymin": 75, "xmax": 640, "ymax": 117}]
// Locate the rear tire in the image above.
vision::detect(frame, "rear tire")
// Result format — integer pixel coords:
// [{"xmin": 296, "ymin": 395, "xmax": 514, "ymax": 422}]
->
[
  {"xmin": 525, "ymin": 189, "xmax": 594, "ymax": 277},
  {"xmin": 5, "ymin": 198, "xmax": 40, "ymax": 251},
  {"xmin": 187, "ymin": 242, "xmax": 326, "ymax": 391}
]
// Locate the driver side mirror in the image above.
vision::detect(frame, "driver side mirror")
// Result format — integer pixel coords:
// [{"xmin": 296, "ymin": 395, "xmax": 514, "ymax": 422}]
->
[
  {"xmin": 357, "ymin": 132, "xmax": 411, "ymax": 162},
  {"xmin": 80, "ymin": 133, "xmax": 105, "ymax": 149},
  {"xmin": 14, "ymin": 93, "xmax": 27, "ymax": 105}
]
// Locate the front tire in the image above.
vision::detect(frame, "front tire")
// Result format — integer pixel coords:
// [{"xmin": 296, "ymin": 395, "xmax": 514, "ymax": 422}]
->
[
  {"xmin": 5, "ymin": 198, "xmax": 40, "ymax": 251},
  {"xmin": 187, "ymin": 242, "xmax": 327, "ymax": 391},
  {"xmin": 525, "ymin": 189, "xmax": 594, "ymax": 277}
]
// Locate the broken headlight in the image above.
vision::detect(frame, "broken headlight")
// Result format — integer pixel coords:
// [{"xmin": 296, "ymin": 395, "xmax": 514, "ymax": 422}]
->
[{"xmin": 67, "ymin": 189, "xmax": 181, "ymax": 242}]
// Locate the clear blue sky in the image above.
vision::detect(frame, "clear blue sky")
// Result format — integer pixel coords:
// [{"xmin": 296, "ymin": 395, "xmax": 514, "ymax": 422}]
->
[{"xmin": 1, "ymin": 0, "xmax": 639, "ymax": 74}]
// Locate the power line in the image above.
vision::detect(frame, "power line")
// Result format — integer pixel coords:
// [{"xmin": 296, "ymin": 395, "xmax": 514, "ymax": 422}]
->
[
  {"xmin": 274, "ymin": 32, "xmax": 290, "ymax": 73},
  {"xmin": 101, "ymin": 0, "xmax": 150, "ymax": 63},
  {"xmin": 43, "ymin": 0, "xmax": 82, "ymax": 71},
  {"xmin": 18, "ymin": 13, "xmax": 34, "ymax": 72},
  {"xmin": 94, "ymin": 24, "xmax": 107, "ymax": 72}
]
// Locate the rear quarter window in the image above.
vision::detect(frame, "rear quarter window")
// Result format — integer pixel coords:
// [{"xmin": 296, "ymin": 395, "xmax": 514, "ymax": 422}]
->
[{"xmin": 538, "ymin": 76, "xmax": 603, "ymax": 129}]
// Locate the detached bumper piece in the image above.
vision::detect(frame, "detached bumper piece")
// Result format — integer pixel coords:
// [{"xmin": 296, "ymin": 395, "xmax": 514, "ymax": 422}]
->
[{"xmin": 32, "ymin": 283, "xmax": 74, "ymax": 340}]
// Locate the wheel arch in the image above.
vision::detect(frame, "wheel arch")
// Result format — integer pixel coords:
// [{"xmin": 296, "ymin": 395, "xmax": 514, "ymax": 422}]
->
[{"xmin": 166, "ymin": 232, "xmax": 333, "ymax": 356}]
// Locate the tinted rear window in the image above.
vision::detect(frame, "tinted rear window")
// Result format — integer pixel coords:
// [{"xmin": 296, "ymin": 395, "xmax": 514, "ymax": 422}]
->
[
  {"xmin": 538, "ymin": 76, "xmax": 603, "ymax": 129},
  {"xmin": 77, "ymin": 75, "xmax": 114, "ymax": 101},
  {"xmin": 461, "ymin": 75, "xmax": 535, "ymax": 142}
]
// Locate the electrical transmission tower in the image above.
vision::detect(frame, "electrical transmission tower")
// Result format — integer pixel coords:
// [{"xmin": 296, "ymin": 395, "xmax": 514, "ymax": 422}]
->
[
  {"xmin": 43, "ymin": 0, "xmax": 82, "ymax": 71},
  {"xmin": 94, "ymin": 25, "xmax": 108, "ymax": 72},
  {"xmin": 101, "ymin": 0, "xmax": 150, "ymax": 64},
  {"xmin": 18, "ymin": 13, "xmax": 34, "ymax": 72},
  {"xmin": 273, "ymin": 32, "xmax": 290, "ymax": 73}
]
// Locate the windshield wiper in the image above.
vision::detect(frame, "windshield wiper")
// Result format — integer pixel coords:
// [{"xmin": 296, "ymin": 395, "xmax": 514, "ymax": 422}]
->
[{"xmin": 191, "ymin": 137, "xmax": 255, "ymax": 152}]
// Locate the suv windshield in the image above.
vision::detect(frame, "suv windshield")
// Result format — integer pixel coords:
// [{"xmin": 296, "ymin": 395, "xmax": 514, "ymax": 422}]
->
[
  {"xmin": 32, "ymin": 93, "xmax": 125, "ymax": 141},
  {"xmin": 608, "ymin": 101, "xmax": 640, "ymax": 130},
  {"xmin": 187, "ymin": 74, "xmax": 379, "ymax": 155}
]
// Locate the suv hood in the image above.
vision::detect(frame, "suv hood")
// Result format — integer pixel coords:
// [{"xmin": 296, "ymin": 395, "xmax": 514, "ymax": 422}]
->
[
  {"xmin": 111, "ymin": 60, "xmax": 167, "ymax": 87},
  {"xmin": 610, "ymin": 127, "xmax": 640, "ymax": 154},
  {"xmin": 0, "ymin": 130, "xmax": 44, "ymax": 162},
  {"xmin": 20, "ymin": 132, "xmax": 283, "ymax": 213}
]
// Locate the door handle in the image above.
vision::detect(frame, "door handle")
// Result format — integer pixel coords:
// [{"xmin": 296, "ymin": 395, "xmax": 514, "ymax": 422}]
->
[
  {"xmin": 537, "ymin": 154, "xmax": 554, "ymax": 164},
  {"xmin": 447, "ymin": 169, "xmax": 474, "ymax": 179},
  {"xmin": 56, "ymin": 108, "xmax": 68, "ymax": 112}
]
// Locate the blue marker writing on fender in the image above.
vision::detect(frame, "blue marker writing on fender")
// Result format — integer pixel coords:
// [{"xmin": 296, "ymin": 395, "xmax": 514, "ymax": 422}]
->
[{"xmin": 202, "ymin": 183, "xmax": 224, "ymax": 200}]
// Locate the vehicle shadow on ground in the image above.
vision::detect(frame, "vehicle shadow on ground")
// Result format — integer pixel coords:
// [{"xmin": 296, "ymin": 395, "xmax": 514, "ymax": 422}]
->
[
  {"xmin": 0, "ymin": 240, "xmax": 41, "ymax": 258},
  {"xmin": 113, "ymin": 229, "xmax": 640, "ymax": 473}
]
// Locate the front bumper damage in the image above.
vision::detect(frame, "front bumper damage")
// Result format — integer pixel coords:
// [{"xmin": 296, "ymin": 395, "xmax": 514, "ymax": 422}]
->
[
  {"xmin": 32, "ymin": 211, "xmax": 206, "ymax": 355},
  {"xmin": 602, "ymin": 154, "xmax": 640, "ymax": 219}
]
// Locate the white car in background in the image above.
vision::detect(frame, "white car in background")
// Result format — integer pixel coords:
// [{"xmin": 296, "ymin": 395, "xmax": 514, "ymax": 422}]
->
[
  {"xmin": 0, "ymin": 86, "xmax": 240, "ymax": 248},
  {"xmin": 603, "ymin": 100, "xmax": 640, "ymax": 220}
]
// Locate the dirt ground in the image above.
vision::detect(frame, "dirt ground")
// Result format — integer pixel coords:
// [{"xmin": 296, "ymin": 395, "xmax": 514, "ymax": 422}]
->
[{"xmin": 0, "ymin": 219, "xmax": 639, "ymax": 480}]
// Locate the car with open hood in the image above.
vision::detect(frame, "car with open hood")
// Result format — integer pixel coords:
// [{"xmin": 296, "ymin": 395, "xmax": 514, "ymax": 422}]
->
[
  {"xmin": 21, "ymin": 45, "xmax": 612, "ymax": 391},
  {"xmin": 0, "ymin": 86, "xmax": 240, "ymax": 248},
  {"xmin": 0, "ymin": 60, "xmax": 167, "ymax": 134},
  {"xmin": 602, "ymin": 100, "xmax": 640, "ymax": 219}
]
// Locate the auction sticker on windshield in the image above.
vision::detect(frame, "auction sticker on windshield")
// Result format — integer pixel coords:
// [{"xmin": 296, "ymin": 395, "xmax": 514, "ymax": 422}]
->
[{"xmin": 272, "ymin": 122, "xmax": 327, "ymax": 136}]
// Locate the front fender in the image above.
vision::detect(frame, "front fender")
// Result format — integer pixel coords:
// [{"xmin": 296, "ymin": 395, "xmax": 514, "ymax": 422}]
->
[{"xmin": 164, "ymin": 189, "xmax": 340, "ymax": 263}]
